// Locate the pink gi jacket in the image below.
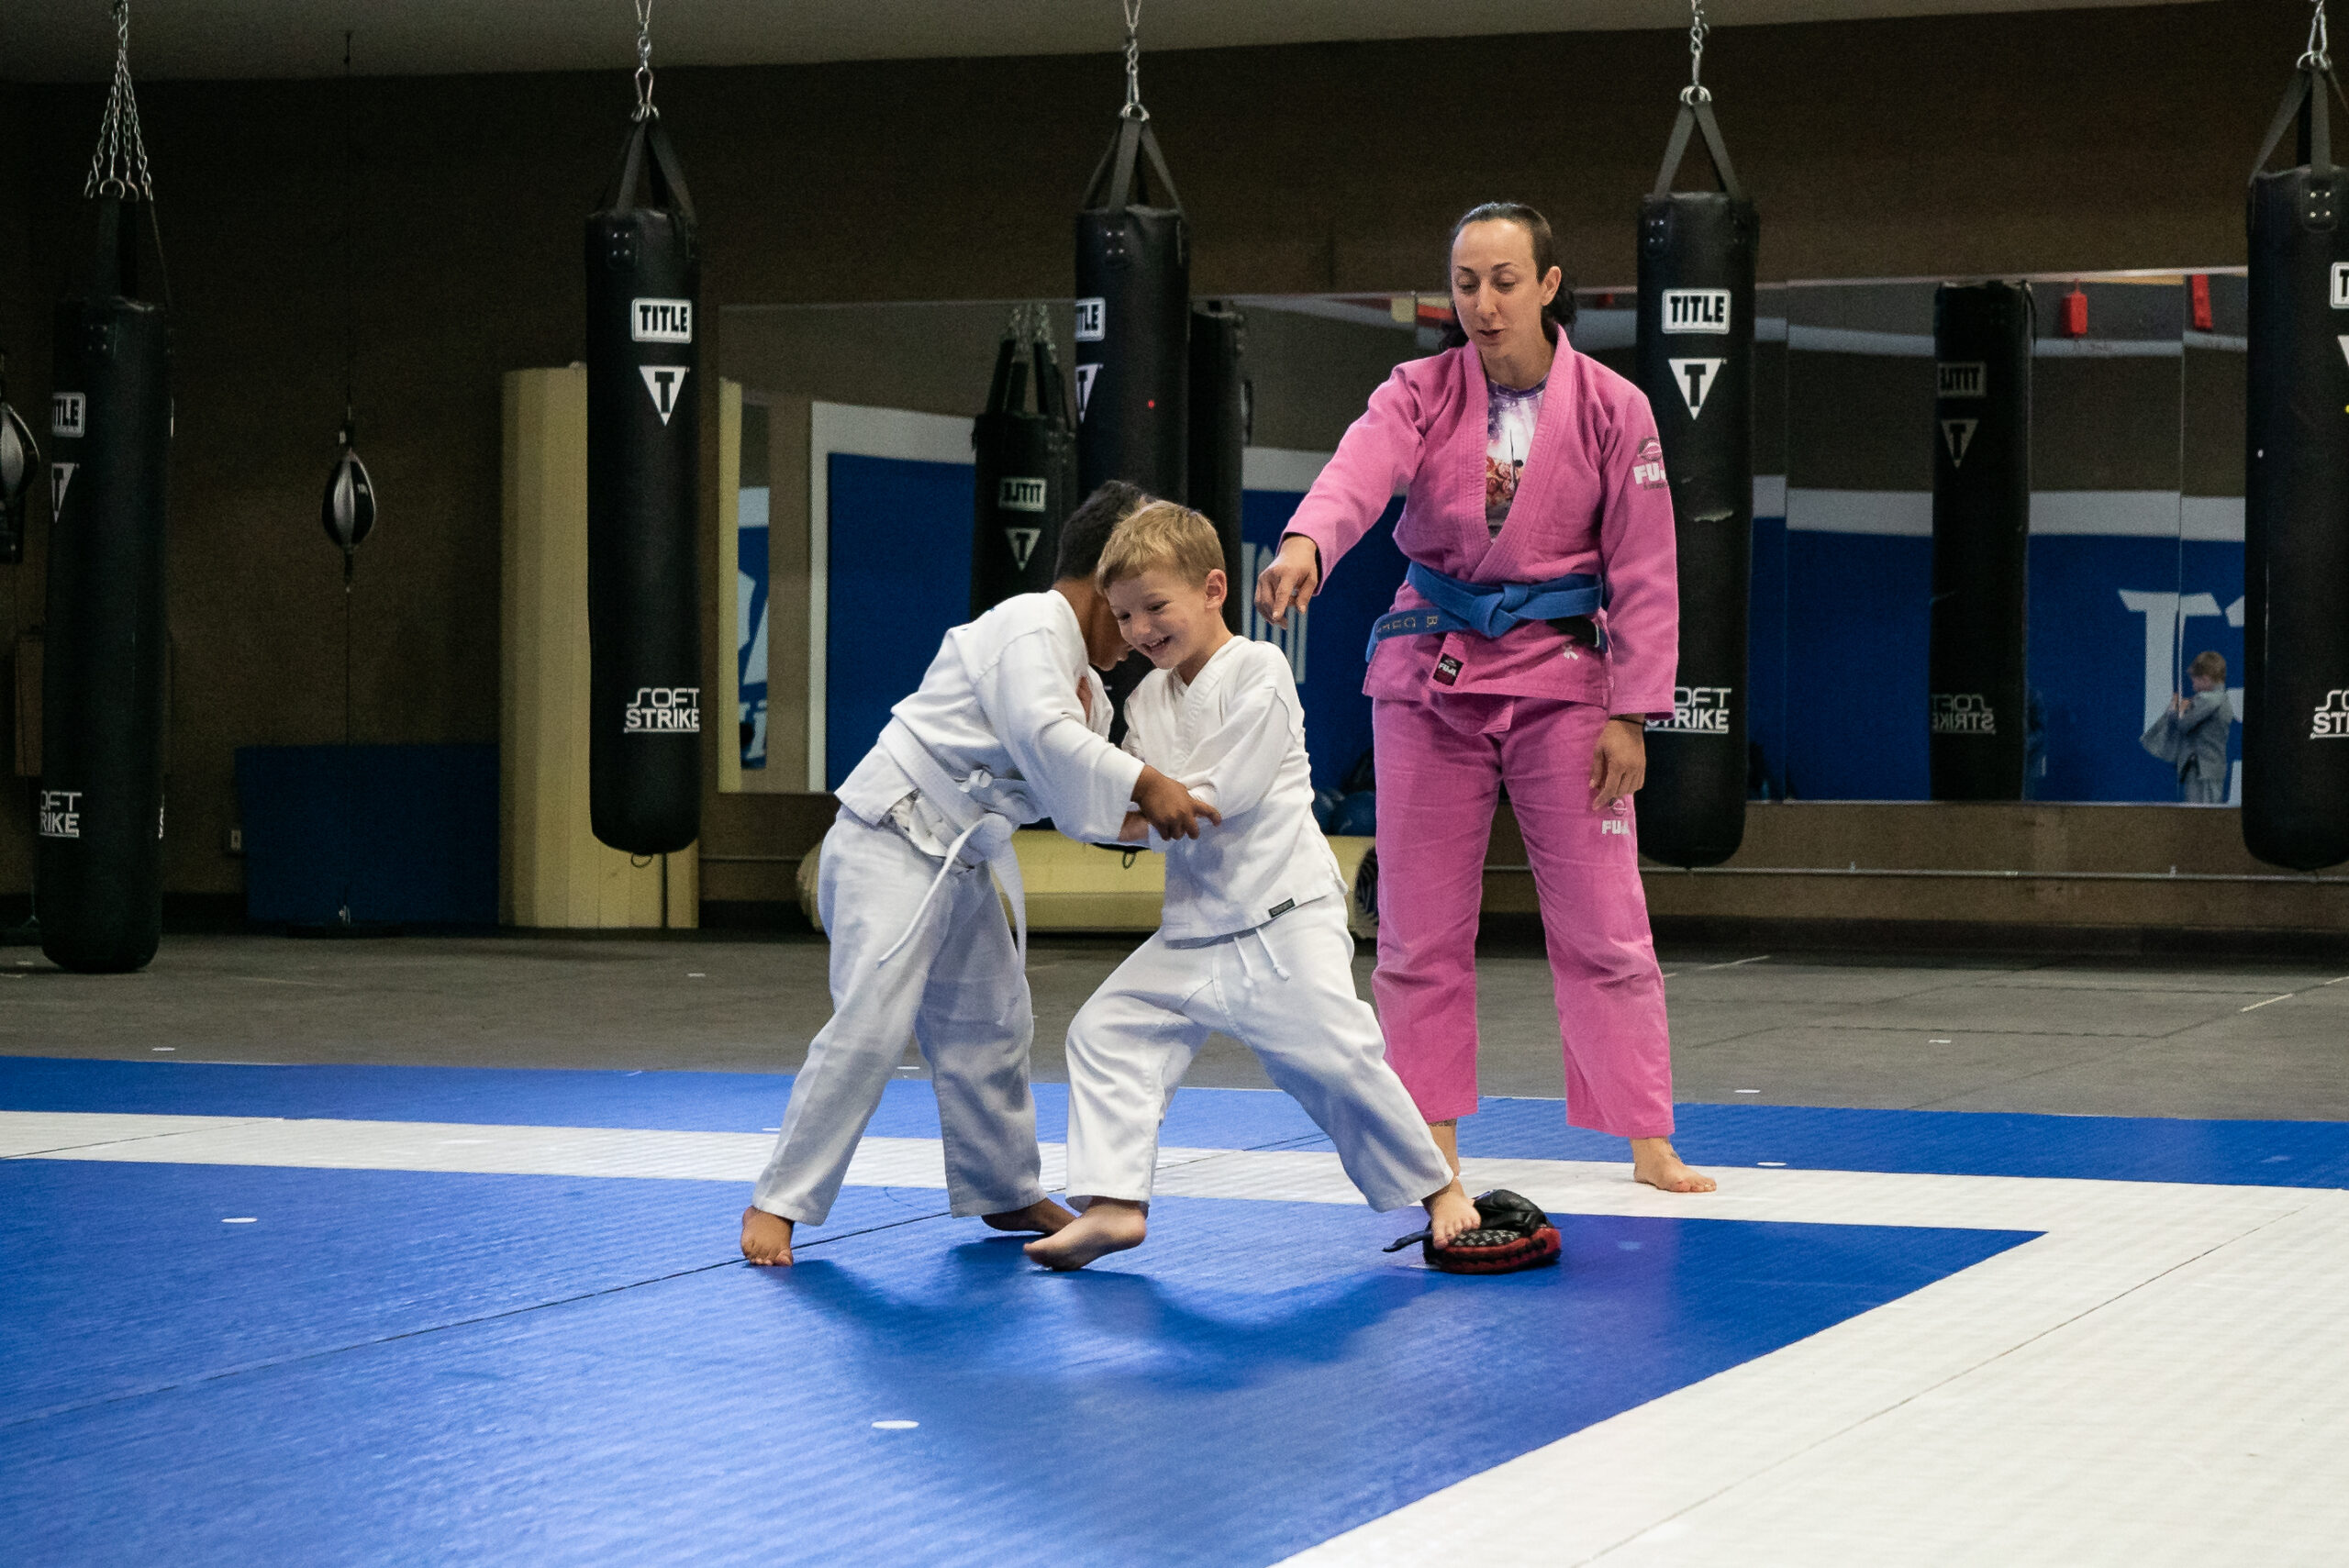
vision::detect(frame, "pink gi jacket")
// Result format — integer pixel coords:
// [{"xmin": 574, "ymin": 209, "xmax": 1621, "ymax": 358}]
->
[{"xmin": 1281, "ymin": 333, "xmax": 1680, "ymax": 718}]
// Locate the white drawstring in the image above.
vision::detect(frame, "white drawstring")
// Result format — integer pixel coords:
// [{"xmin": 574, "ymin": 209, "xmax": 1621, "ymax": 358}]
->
[{"xmin": 1229, "ymin": 924, "xmax": 1289, "ymax": 989}]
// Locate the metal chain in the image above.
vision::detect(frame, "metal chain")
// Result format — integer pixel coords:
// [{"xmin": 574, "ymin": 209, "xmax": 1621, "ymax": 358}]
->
[
  {"xmin": 1682, "ymin": 0, "xmax": 1711, "ymax": 105},
  {"xmin": 1121, "ymin": 0, "xmax": 1148, "ymax": 120},
  {"xmin": 634, "ymin": 0, "xmax": 658, "ymax": 121},
  {"xmin": 2304, "ymin": 0, "xmax": 2332, "ymax": 72},
  {"xmin": 84, "ymin": 0, "xmax": 155, "ymax": 201}
]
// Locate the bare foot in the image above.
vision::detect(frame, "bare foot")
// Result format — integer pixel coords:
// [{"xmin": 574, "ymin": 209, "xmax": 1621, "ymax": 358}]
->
[
  {"xmin": 1631, "ymin": 1137, "xmax": 1717, "ymax": 1194},
  {"xmin": 1023, "ymin": 1199, "xmax": 1147, "ymax": 1271},
  {"xmin": 1423, "ymin": 1180, "xmax": 1480, "ymax": 1247},
  {"xmin": 983, "ymin": 1198, "xmax": 1078, "ymax": 1235},
  {"xmin": 741, "ymin": 1206, "xmax": 796, "ymax": 1265}
]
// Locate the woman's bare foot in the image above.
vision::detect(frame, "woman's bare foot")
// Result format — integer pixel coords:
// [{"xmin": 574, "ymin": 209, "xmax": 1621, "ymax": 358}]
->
[
  {"xmin": 741, "ymin": 1207, "xmax": 796, "ymax": 1265},
  {"xmin": 1631, "ymin": 1137, "xmax": 1717, "ymax": 1194},
  {"xmin": 982, "ymin": 1198, "xmax": 1078, "ymax": 1235},
  {"xmin": 1023, "ymin": 1198, "xmax": 1147, "ymax": 1271},
  {"xmin": 1424, "ymin": 1180, "xmax": 1479, "ymax": 1246}
]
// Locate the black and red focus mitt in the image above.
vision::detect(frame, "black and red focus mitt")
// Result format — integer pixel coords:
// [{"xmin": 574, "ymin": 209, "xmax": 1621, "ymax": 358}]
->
[{"xmin": 1384, "ymin": 1188, "xmax": 1562, "ymax": 1274}]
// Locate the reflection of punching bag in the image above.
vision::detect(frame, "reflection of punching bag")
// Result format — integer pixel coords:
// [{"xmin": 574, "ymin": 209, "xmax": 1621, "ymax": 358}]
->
[
  {"xmin": 970, "ymin": 307, "xmax": 1078, "ymax": 615},
  {"xmin": 1633, "ymin": 89, "xmax": 1756, "ymax": 867},
  {"xmin": 2243, "ymin": 58, "xmax": 2349, "ymax": 869},
  {"xmin": 1928, "ymin": 283, "xmax": 2032, "ymax": 801},
  {"xmin": 1, "ymin": 354, "xmax": 39, "ymax": 564},
  {"xmin": 42, "ymin": 197, "xmax": 172, "ymax": 973},
  {"xmin": 1074, "ymin": 109, "xmax": 1189, "ymax": 502},
  {"xmin": 585, "ymin": 115, "xmax": 700, "ymax": 855},
  {"xmin": 1186, "ymin": 302, "xmax": 1248, "ymax": 630}
]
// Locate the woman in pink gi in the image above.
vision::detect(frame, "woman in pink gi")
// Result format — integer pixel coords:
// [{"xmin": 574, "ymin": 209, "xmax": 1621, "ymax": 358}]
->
[{"xmin": 1256, "ymin": 204, "xmax": 1713, "ymax": 1194}]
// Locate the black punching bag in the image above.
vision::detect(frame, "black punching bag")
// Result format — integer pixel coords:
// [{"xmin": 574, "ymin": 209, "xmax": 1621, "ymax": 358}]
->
[
  {"xmin": 1186, "ymin": 301, "xmax": 1249, "ymax": 631},
  {"xmin": 2243, "ymin": 59, "xmax": 2349, "ymax": 870},
  {"xmin": 585, "ymin": 115, "xmax": 700, "ymax": 855},
  {"xmin": 1074, "ymin": 110, "xmax": 1189, "ymax": 503},
  {"xmin": 970, "ymin": 307, "xmax": 1079, "ymax": 615},
  {"xmin": 1633, "ymin": 92, "xmax": 1756, "ymax": 867},
  {"xmin": 1928, "ymin": 283, "xmax": 2032, "ymax": 800},
  {"xmin": 41, "ymin": 197, "xmax": 171, "ymax": 973}
]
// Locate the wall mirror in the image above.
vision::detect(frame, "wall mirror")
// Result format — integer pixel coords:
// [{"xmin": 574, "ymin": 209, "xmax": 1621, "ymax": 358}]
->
[{"xmin": 718, "ymin": 273, "xmax": 2246, "ymax": 807}]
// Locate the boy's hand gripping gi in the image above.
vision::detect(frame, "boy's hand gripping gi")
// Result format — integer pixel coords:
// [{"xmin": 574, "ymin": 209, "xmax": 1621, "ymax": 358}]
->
[{"xmin": 1384, "ymin": 1188, "xmax": 1563, "ymax": 1274}]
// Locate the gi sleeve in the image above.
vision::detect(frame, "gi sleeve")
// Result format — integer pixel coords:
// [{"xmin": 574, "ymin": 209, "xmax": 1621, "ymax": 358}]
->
[
  {"xmin": 1594, "ymin": 389, "xmax": 1681, "ymax": 721},
  {"xmin": 1280, "ymin": 362, "xmax": 1428, "ymax": 580},
  {"xmin": 974, "ymin": 628, "xmax": 1145, "ymax": 844}
]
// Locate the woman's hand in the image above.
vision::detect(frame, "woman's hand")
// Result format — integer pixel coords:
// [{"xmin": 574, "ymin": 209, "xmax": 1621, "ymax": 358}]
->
[
  {"xmin": 1254, "ymin": 535, "xmax": 1321, "ymax": 628},
  {"xmin": 1589, "ymin": 717, "xmax": 1648, "ymax": 812}
]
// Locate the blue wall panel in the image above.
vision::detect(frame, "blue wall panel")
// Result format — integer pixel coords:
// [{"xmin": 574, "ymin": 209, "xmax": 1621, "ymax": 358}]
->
[
  {"xmin": 235, "ymin": 745, "xmax": 497, "ymax": 927},
  {"xmin": 1782, "ymin": 533, "xmax": 1932, "ymax": 800},
  {"xmin": 825, "ymin": 453, "xmax": 974, "ymax": 790}
]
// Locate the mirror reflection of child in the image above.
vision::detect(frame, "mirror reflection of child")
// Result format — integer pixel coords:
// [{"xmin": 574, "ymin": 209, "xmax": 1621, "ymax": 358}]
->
[{"xmin": 2150, "ymin": 651, "xmax": 2233, "ymax": 805}]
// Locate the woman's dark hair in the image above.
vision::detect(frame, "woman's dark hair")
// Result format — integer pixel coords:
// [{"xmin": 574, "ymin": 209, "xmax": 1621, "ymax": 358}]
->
[{"xmin": 1440, "ymin": 202, "xmax": 1576, "ymax": 349}]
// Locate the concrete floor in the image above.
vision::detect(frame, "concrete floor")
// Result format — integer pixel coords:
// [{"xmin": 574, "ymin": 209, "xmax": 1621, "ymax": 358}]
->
[{"xmin": 5, "ymin": 931, "xmax": 2344, "ymax": 1122}]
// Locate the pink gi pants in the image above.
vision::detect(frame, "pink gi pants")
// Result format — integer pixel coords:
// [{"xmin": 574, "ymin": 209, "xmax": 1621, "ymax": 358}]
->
[{"xmin": 1371, "ymin": 693, "xmax": 1675, "ymax": 1138}]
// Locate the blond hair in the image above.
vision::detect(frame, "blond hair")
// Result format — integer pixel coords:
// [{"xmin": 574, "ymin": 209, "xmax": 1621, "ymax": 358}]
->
[
  {"xmin": 1095, "ymin": 499, "xmax": 1225, "ymax": 589},
  {"xmin": 2189, "ymin": 650, "xmax": 2227, "ymax": 684}
]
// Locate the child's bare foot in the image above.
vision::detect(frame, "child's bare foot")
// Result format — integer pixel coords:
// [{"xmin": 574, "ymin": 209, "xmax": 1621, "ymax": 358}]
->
[
  {"xmin": 1631, "ymin": 1138, "xmax": 1717, "ymax": 1194},
  {"xmin": 983, "ymin": 1198, "xmax": 1078, "ymax": 1235},
  {"xmin": 1424, "ymin": 1180, "xmax": 1480, "ymax": 1247},
  {"xmin": 741, "ymin": 1207, "xmax": 796, "ymax": 1265},
  {"xmin": 1023, "ymin": 1199, "xmax": 1146, "ymax": 1271}
]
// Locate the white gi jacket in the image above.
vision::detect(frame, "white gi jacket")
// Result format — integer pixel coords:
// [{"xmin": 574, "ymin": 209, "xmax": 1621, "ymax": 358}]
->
[
  {"xmin": 1124, "ymin": 637, "xmax": 1348, "ymax": 940},
  {"xmin": 834, "ymin": 591, "xmax": 1142, "ymax": 848}
]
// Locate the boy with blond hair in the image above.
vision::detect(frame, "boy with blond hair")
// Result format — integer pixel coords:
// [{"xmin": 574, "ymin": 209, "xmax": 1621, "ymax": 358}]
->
[{"xmin": 1027, "ymin": 501, "xmax": 1478, "ymax": 1270}]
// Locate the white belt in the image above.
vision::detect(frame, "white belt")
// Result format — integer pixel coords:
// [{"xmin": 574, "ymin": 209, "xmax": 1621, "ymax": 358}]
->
[{"xmin": 873, "ymin": 719, "xmax": 1028, "ymax": 971}]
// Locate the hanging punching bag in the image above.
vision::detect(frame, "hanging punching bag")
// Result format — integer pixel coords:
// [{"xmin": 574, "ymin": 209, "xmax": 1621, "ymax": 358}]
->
[
  {"xmin": 1633, "ymin": 89, "xmax": 1756, "ymax": 868},
  {"xmin": 1928, "ymin": 282, "xmax": 2032, "ymax": 800},
  {"xmin": 0, "ymin": 353, "xmax": 38, "ymax": 565},
  {"xmin": 42, "ymin": 195, "xmax": 171, "ymax": 973},
  {"xmin": 1186, "ymin": 301, "xmax": 1248, "ymax": 630},
  {"xmin": 584, "ymin": 112, "xmax": 700, "ymax": 855},
  {"xmin": 970, "ymin": 306, "xmax": 1079, "ymax": 615},
  {"xmin": 2243, "ymin": 55, "xmax": 2349, "ymax": 870},
  {"xmin": 1074, "ymin": 107, "xmax": 1189, "ymax": 503}
]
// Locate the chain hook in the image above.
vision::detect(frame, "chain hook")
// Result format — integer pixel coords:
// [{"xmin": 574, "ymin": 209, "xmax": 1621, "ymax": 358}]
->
[
  {"xmin": 83, "ymin": 0, "xmax": 156, "ymax": 203},
  {"xmin": 1681, "ymin": 0, "xmax": 1711, "ymax": 103},
  {"xmin": 2302, "ymin": 0, "xmax": 2333, "ymax": 72},
  {"xmin": 633, "ymin": 0, "xmax": 658, "ymax": 121},
  {"xmin": 1120, "ymin": 0, "xmax": 1149, "ymax": 120}
]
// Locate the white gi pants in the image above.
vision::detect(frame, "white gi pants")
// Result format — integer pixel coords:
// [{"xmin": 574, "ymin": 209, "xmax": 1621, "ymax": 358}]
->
[
  {"xmin": 1063, "ymin": 897, "xmax": 1454, "ymax": 1213},
  {"xmin": 750, "ymin": 809, "xmax": 1046, "ymax": 1225}
]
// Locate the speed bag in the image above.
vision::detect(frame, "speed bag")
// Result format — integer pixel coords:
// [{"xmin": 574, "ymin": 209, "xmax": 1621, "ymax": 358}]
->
[
  {"xmin": 2244, "ymin": 163, "xmax": 2349, "ymax": 868},
  {"xmin": 1074, "ymin": 114, "xmax": 1190, "ymax": 502},
  {"xmin": 1186, "ymin": 302, "xmax": 1249, "ymax": 631},
  {"xmin": 970, "ymin": 333, "xmax": 1078, "ymax": 616},
  {"xmin": 1633, "ymin": 192, "xmax": 1756, "ymax": 867},
  {"xmin": 1928, "ymin": 282, "xmax": 2032, "ymax": 801},
  {"xmin": 40, "ymin": 214, "xmax": 171, "ymax": 973},
  {"xmin": 585, "ymin": 117, "xmax": 701, "ymax": 856}
]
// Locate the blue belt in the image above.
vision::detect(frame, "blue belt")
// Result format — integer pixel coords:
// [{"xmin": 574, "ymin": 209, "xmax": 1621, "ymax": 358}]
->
[{"xmin": 1365, "ymin": 562, "xmax": 1608, "ymax": 662}]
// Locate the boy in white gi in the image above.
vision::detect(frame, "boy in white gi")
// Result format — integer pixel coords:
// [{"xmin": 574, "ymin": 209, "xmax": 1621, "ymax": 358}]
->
[
  {"xmin": 1027, "ymin": 501, "xmax": 1479, "ymax": 1271},
  {"xmin": 742, "ymin": 484, "xmax": 1219, "ymax": 1266}
]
